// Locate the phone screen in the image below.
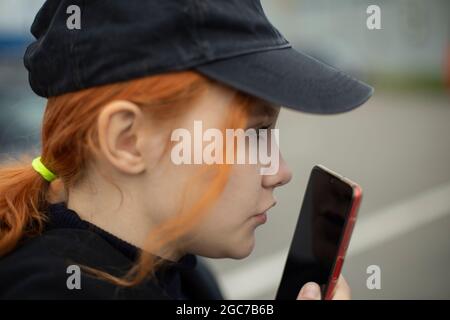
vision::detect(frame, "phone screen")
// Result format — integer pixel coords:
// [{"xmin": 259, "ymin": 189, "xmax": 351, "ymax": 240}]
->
[{"xmin": 275, "ymin": 165, "xmax": 355, "ymax": 299}]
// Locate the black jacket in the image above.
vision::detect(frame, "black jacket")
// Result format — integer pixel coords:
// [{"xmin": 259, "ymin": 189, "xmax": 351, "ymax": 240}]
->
[{"xmin": 0, "ymin": 203, "xmax": 224, "ymax": 300}]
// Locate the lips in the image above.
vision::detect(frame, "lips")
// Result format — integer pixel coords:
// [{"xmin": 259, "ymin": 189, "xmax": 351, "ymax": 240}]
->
[{"xmin": 253, "ymin": 212, "xmax": 268, "ymax": 224}]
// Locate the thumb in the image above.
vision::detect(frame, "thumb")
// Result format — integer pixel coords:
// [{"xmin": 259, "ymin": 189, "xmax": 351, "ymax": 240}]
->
[{"xmin": 297, "ymin": 282, "xmax": 321, "ymax": 300}]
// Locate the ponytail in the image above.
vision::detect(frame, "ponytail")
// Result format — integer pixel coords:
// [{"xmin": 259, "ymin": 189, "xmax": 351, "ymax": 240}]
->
[{"xmin": 0, "ymin": 156, "xmax": 51, "ymax": 256}]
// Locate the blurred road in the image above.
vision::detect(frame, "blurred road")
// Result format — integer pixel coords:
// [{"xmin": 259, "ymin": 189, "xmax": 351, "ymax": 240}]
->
[{"xmin": 204, "ymin": 90, "xmax": 450, "ymax": 299}]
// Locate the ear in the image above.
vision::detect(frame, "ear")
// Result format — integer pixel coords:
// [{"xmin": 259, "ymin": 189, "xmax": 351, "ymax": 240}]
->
[{"xmin": 97, "ymin": 100, "xmax": 147, "ymax": 175}]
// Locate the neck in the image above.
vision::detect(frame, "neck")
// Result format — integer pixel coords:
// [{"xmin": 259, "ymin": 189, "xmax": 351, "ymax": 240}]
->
[{"xmin": 66, "ymin": 176, "xmax": 183, "ymax": 262}]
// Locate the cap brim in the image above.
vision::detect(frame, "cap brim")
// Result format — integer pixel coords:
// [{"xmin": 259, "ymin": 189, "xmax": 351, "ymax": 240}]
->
[{"xmin": 195, "ymin": 47, "xmax": 374, "ymax": 114}]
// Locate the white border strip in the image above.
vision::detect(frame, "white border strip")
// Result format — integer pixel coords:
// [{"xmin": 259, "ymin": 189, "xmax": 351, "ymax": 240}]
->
[{"xmin": 216, "ymin": 182, "xmax": 450, "ymax": 299}]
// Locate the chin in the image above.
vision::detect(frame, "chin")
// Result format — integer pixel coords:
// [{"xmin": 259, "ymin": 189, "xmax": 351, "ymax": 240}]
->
[
  {"xmin": 228, "ymin": 236, "xmax": 255, "ymax": 259},
  {"xmin": 201, "ymin": 231, "xmax": 256, "ymax": 259}
]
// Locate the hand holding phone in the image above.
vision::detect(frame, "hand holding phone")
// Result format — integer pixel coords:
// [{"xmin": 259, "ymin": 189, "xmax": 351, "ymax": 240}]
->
[{"xmin": 297, "ymin": 274, "xmax": 351, "ymax": 300}]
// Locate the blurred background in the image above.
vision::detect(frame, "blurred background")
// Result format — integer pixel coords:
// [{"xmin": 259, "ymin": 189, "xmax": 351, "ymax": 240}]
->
[{"xmin": 1, "ymin": 0, "xmax": 449, "ymax": 299}]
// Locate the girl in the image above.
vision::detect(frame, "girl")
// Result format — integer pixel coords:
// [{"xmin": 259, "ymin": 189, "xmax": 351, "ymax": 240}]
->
[{"xmin": 0, "ymin": 0, "xmax": 371, "ymax": 300}]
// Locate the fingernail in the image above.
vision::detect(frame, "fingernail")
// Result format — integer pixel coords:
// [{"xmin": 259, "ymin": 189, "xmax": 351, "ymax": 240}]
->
[{"xmin": 301, "ymin": 282, "xmax": 321, "ymax": 300}]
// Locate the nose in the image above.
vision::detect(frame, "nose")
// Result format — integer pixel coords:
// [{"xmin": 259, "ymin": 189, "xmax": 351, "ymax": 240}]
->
[{"xmin": 262, "ymin": 153, "xmax": 293, "ymax": 188}]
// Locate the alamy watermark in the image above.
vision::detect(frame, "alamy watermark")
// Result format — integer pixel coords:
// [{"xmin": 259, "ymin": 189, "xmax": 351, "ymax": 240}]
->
[
  {"xmin": 366, "ymin": 264, "xmax": 381, "ymax": 290},
  {"xmin": 66, "ymin": 265, "xmax": 81, "ymax": 290},
  {"xmin": 66, "ymin": 5, "xmax": 81, "ymax": 30},
  {"xmin": 170, "ymin": 121, "xmax": 280, "ymax": 175},
  {"xmin": 366, "ymin": 5, "xmax": 382, "ymax": 30}
]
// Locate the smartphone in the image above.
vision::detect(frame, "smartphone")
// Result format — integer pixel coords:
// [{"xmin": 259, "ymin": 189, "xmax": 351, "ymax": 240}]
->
[{"xmin": 275, "ymin": 164, "xmax": 362, "ymax": 300}]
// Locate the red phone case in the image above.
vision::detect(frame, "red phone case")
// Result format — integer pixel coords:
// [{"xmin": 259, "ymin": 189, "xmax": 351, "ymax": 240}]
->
[{"xmin": 322, "ymin": 171, "xmax": 362, "ymax": 300}]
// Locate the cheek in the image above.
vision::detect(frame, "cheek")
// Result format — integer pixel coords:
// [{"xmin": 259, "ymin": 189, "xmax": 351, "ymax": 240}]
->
[
  {"xmin": 143, "ymin": 167, "xmax": 189, "ymax": 225},
  {"xmin": 175, "ymin": 164, "xmax": 264, "ymax": 257},
  {"xmin": 204, "ymin": 164, "xmax": 263, "ymax": 232},
  {"xmin": 223, "ymin": 164, "xmax": 262, "ymax": 210},
  {"xmin": 147, "ymin": 160, "xmax": 204, "ymax": 219},
  {"xmin": 182, "ymin": 195, "xmax": 261, "ymax": 259}
]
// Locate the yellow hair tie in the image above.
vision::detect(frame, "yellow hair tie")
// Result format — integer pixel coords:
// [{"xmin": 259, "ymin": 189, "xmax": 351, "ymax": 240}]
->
[{"xmin": 32, "ymin": 156, "xmax": 57, "ymax": 182}]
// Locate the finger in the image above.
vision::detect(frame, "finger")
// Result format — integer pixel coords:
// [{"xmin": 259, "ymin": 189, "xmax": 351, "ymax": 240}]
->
[
  {"xmin": 297, "ymin": 282, "xmax": 322, "ymax": 300},
  {"xmin": 332, "ymin": 275, "xmax": 351, "ymax": 300}
]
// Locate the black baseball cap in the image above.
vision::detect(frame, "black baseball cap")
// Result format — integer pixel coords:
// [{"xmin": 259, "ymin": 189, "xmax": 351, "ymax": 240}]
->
[{"xmin": 24, "ymin": 0, "xmax": 373, "ymax": 114}]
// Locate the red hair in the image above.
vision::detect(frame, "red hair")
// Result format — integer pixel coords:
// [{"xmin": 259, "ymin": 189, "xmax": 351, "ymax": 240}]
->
[{"xmin": 0, "ymin": 70, "xmax": 255, "ymax": 286}]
